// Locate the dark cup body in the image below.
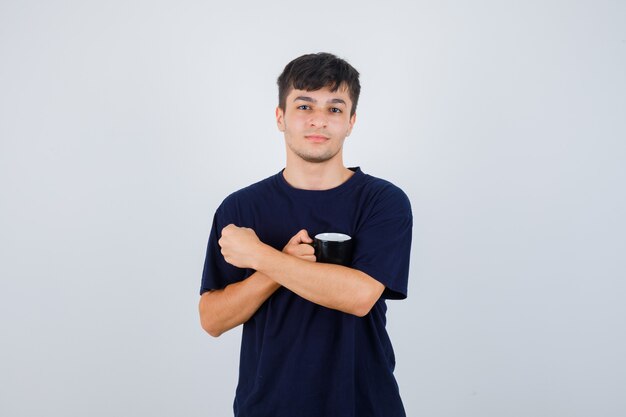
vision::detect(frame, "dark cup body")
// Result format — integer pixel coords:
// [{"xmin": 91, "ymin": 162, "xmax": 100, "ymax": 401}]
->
[{"xmin": 314, "ymin": 238, "xmax": 353, "ymax": 266}]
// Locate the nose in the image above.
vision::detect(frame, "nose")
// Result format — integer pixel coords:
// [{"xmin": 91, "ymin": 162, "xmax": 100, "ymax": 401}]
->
[{"xmin": 308, "ymin": 109, "xmax": 327, "ymax": 128}]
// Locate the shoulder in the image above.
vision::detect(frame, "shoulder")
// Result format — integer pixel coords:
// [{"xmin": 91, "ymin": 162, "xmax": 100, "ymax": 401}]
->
[
  {"xmin": 221, "ymin": 172, "xmax": 279, "ymax": 205},
  {"xmin": 357, "ymin": 171, "xmax": 412, "ymax": 217},
  {"xmin": 216, "ymin": 172, "xmax": 281, "ymax": 218}
]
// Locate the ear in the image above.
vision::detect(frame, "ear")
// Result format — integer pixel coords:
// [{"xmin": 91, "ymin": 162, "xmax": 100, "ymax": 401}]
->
[
  {"xmin": 346, "ymin": 112, "xmax": 357, "ymax": 137},
  {"xmin": 276, "ymin": 106, "xmax": 285, "ymax": 132}
]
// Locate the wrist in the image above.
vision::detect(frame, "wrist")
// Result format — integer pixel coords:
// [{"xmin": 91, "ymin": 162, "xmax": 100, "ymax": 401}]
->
[{"xmin": 251, "ymin": 241, "xmax": 277, "ymax": 272}]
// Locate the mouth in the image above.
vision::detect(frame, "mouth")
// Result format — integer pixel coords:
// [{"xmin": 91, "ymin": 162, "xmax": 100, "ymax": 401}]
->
[{"xmin": 305, "ymin": 134, "xmax": 329, "ymax": 143}]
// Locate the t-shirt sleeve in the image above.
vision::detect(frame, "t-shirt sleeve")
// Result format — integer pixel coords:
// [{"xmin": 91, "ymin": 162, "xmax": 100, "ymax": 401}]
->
[
  {"xmin": 351, "ymin": 184, "xmax": 413, "ymax": 300},
  {"xmin": 199, "ymin": 198, "xmax": 248, "ymax": 295}
]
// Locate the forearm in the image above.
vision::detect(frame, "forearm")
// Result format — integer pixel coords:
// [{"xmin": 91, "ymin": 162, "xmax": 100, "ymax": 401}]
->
[
  {"xmin": 253, "ymin": 245, "xmax": 384, "ymax": 317},
  {"xmin": 199, "ymin": 271, "xmax": 280, "ymax": 337}
]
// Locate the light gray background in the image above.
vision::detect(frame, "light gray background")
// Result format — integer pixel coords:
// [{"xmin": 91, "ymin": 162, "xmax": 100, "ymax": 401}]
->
[{"xmin": 1, "ymin": 1, "xmax": 624, "ymax": 416}]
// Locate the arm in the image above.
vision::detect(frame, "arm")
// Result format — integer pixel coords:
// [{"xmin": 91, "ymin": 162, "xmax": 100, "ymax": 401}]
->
[
  {"xmin": 219, "ymin": 226, "xmax": 385, "ymax": 317},
  {"xmin": 199, "ymin": 272, "xmax": 280, "ymax": 337},
  {"xmin": 199, "ymin": 229, "xmax": 317, "ymax": 337}
]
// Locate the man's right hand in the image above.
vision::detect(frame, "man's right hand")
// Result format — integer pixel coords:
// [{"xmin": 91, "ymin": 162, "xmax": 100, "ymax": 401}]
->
[{"xmin": 282, "ymin": 229, "xmax": 316, "ymax": 262}]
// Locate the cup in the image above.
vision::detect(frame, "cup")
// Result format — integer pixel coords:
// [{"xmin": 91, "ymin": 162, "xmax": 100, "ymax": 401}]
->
[{"xmin": 313, "ymin": 233, "xmax": 353, "ymax": 266}]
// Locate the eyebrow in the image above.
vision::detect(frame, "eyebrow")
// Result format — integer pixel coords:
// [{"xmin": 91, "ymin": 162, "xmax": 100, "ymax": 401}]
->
[{"xmin": 293, "ymin": 96, "xmax": 347, "ymax": 105}]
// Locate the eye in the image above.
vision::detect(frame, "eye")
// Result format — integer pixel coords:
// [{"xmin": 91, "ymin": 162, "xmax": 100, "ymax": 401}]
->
[
  {"xmin": 297, "ymin": 105, "xmax": 311, "ymax": 110},
  {"xmin": 330, "ymin": 107, "xmax": 342, "ymax": 113}
]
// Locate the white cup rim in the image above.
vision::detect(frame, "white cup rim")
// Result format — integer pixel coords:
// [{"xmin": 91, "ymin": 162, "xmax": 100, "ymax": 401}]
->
[{"xmin": 315, "ymin": 232, "xmax": 351, "ymax": 242}]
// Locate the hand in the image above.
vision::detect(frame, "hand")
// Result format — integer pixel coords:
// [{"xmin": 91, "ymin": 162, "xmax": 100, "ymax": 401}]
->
[
  {"xmin": 282, "ymin": 229, "xmax": 316, "ymax": 262},
  {"xmin": 219, "ymin": 224, "xmax": 265, "ymax": 269}
]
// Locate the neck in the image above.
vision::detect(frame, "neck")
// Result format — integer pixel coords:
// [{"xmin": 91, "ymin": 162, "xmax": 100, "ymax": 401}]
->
[{"xmin": 283, "ymin": 158, "xmax": 354, "ymax": 190}]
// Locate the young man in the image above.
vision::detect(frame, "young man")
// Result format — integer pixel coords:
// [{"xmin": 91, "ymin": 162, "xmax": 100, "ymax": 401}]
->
[{"xmin": 199, "ymin": 52, "xmax": 413, "ymax": 417}]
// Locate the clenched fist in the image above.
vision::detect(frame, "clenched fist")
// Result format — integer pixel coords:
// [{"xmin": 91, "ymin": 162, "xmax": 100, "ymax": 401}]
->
[{"xmin": 219, "ymin": 224, "xmax": 265, "ymax": 269}]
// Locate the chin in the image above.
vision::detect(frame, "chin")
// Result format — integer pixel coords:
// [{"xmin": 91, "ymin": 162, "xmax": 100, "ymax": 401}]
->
[{"xmin": 300, "ymin": 151, "xmax": 341, "ymax": 163}]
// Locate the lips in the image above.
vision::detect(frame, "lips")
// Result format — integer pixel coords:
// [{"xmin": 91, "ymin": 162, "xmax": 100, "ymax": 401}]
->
[{"xmin": 305, "ymin": 134, "xmax": 329, "ymax": 143}]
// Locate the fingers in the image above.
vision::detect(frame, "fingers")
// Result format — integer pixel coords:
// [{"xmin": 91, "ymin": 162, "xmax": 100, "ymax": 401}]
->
[
  {"xmin": 221, "ymin": 224, "xmax": 246, "ymax": 236},
  {"xmin": 290, "ymin": 249, "xmax": 315, "ymax": 262},
  {"xmin": 289, "ymin": 229, "xmax": 313, "ymax": 245},
  {"xmin": 283, "ymin": 230, "xmax": 316, "ymax": 262},
  {"xmin": 293, "ymin": 243, "xmax": 315, "ymax": 257},
  {"xmin": 217, "ymin": 224, "xmax": 261, "ymax": 269},
  {"xmin": 298, "ymin": 229, "xmax": 313, "ymax": 243},
  {"xmin": 220, "ymin": 224, "xmax": 236, "ymax": 241},
  {"xmin": 283, "ymin": 241, "xmax": 314, "ymax": 254},
  {"xmin": 285, "ymin": 243, "xmax": 315, "ymax": 262},
  {"xmin": 219, "ymin": 224, "xmax": 235, "ymax": 248}
]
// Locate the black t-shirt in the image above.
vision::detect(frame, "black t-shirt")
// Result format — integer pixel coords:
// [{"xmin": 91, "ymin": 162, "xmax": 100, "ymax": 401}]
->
[{"xmin": 201, "ymin": 167, "xmax": 413, "ymax": 417}]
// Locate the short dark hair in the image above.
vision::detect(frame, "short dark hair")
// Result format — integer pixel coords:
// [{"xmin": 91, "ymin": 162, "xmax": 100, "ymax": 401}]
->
[{"xmin": 277, "ymin": 52, "xmax": 361, "ymax": 116}]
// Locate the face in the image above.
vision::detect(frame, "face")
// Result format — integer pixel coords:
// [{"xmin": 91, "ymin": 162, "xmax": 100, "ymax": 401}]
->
[{"xmin": 276, "ymin": 84, "xmax": 356, "ymax": 164}]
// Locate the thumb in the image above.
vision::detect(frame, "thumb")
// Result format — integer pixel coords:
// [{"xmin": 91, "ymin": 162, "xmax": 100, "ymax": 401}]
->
[{"xmin": 296, "ymin": 229, "xmax": 313, "ymax": 244}]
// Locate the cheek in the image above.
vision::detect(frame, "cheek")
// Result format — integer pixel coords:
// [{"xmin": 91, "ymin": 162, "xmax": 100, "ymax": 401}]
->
[
  {"xmin": 331, "ymin": 119, "xmax": 352, "ymax": 134},
  {"xmin": 293, "ymin": 113, "xmax": 310, "ymax": 123},
  {"xmin": 283, "ymin": 115, "xmax": 302, "ymax": 130}
]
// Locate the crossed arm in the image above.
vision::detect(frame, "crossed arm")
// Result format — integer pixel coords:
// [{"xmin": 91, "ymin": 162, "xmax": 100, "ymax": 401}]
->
[{"xmin": 199, "ymin": 225, "xmax": 385, "ymax": 337}]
